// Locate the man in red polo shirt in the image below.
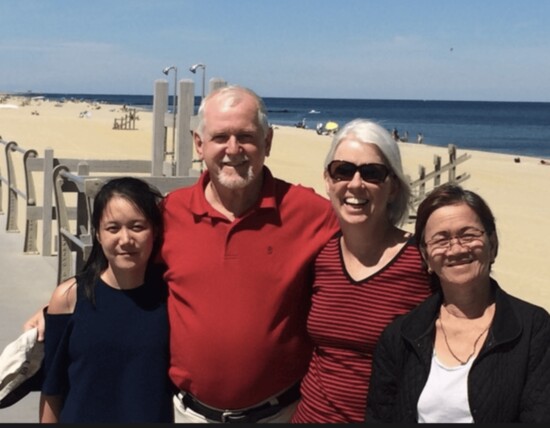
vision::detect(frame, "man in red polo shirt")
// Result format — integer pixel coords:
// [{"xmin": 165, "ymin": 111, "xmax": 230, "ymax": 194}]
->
[{"xmin": 163, "ymin": 85, "xmax": 338, "ymax": 422}]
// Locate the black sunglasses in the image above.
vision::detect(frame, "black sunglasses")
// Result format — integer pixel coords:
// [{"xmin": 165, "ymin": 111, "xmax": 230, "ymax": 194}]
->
[{"xmin": 327, "ymin": 160, "xmax": 391, "ymax": 184}]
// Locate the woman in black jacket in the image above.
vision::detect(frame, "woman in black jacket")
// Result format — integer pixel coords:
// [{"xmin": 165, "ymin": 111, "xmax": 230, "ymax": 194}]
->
[{"xmin": 365, "ymin": 183, "xmax": 550, "ymax": 423}]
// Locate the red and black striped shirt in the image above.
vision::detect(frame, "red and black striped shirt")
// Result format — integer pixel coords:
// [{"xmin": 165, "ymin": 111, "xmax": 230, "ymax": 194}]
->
[{"xmin": 292, "ymin": 233, "xmax": 434, "ymax": 423}]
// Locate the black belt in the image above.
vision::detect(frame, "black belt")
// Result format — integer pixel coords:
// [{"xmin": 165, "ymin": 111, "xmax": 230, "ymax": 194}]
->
[{"xmin": 180, "ymin": 382, "xmax": 301, "ymax": 423}]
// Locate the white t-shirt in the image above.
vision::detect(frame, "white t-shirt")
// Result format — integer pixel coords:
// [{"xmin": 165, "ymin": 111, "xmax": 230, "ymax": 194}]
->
[{"xmin": 417, "ymin": 353, "xmax": 474, "ymax": 423}]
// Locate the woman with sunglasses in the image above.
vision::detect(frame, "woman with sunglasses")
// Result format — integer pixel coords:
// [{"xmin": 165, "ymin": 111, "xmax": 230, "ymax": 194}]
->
[
  {"xmin": 365, "ymin": 183, "xmax": 550, "ymax": 423},
  {"xmin": 291, "ymin": 119, "xmax": 435, "ymax": 423}
]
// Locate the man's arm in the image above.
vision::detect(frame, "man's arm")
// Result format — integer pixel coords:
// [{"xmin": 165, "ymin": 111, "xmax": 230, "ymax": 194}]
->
[{"xmin": 23, "ymin": 306, "xmax": 47, "ymax": 341}]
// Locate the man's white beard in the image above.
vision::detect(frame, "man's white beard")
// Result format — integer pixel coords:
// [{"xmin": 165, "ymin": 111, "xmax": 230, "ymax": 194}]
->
[{"xmin": 217, "ymin": 166, "xmax": 255, "ymax": 190}]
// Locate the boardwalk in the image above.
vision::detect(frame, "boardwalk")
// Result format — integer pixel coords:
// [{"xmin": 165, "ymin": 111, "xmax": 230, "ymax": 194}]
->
[{"xmin": 0, "ymin": 214, "xmax": 56, "ymax": 423}]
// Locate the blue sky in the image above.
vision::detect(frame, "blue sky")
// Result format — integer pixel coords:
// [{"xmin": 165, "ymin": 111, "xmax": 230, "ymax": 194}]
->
[{"xmin": 1, "ymin": 0, "xmax": 549, "ymax": 101}]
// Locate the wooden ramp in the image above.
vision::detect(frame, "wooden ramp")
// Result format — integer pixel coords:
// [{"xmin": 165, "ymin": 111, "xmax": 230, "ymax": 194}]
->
[{"xmin": 0, "ymin": 214, "xmax": 56, "ymax": 423}]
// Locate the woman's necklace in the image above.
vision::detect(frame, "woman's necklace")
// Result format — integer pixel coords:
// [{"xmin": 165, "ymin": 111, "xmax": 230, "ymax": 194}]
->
[{"xmin": 438, "ymin": 308, "xmax": 491, "ymax": 365}]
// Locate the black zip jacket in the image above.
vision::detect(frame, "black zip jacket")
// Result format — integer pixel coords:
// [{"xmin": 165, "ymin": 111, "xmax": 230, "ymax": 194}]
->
[{"xmin": 365, "ymin": 280, "xmax": 550, "ymax": 423}]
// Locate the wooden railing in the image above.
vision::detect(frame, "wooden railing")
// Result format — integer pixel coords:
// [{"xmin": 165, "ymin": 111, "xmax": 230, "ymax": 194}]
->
[
  {"xmin": 407, "ymin": 144, "xmax": 471, "ymax": 223},
  {"xmin": 0, "ymin": 138, "xmax": 153, "ymax": 256},
  {"xmin": 1, "ymin": 139, "xmax": 41, "ymax": 254},
  {"xmin": 113, "ymin": 108, "xmax": 137, "ymax": 130}
]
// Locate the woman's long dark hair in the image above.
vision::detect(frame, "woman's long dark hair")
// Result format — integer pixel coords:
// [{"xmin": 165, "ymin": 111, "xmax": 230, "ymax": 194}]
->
[{"xmin": 76, "ymin": 177, "xmax": 164, "ymax": 304}]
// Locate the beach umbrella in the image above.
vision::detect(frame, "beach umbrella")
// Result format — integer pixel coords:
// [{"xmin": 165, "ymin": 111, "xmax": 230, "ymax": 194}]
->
[{"xmin": 325, "ymin": 121, "xmax": 339, "ymax": 133}]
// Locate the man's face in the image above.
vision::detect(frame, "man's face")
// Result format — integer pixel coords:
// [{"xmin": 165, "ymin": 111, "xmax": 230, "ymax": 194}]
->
[{"xmin": 195, "ymin": 91, "xmax": 272, "ymax": 190}]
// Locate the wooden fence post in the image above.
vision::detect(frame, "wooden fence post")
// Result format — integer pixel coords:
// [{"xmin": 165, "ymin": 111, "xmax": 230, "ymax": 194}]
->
[
  {"xmin": 418, "ymin": 165, "xmax": 426, "ymax": 201},
  {"xmin": 42, "ymin": 148, "xmax": 55, "ymax": 256},
  {"xmin": 175, "ymin": 79, "xmax": 195, "ymax": 177},
  {"xmin": 152, "ymin": 80, "xmax": 168, "ymax": 176},
  {"xmin": 448, "ymin": 144, "xmax": 457, "ymax": 181},
  {"xmin": 433, "ymin": 155, "xmax": 441, "ymax": 187},
  {"xmin": 5, "ymin": 141, "xmax": 20, "ymax": 232}
]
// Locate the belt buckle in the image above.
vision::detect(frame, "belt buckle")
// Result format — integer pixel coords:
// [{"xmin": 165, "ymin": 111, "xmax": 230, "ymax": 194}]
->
[{"xmin": 221, "ymin": 410, "xmax": 248, "ymax": 423}]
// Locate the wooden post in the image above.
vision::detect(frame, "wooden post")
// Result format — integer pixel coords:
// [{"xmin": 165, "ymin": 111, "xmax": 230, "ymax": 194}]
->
[
  {"xmin": 448, "ymin": 144, "xmax": 457, "ymax": 182},
  {"xmin": 0, "ymin": 138, "xmax": 6, "ymax": 214},
  {"xmin": 433, "ymin": 155, "xmax": 442, "ymax": 187},
  {"xmin": 209, "ymin": 78, "xmax": 227, "ymax": 93},
  {"xmin": 53, "ymin": 165, "xmax": 73, "ymax": 283},
  {"xmin": 175, "ymin": 80, "xmax": 195, "ymax": 177},
  {"xmin": 42, "ymin": 148, "xmax": 55, "ymax": 256},
  {"xmin": 418, "ymin": 165, "xmax": 426, "ymax": 201},
  {"xmin": 5, "ymin": 141, "xmax": 20, "ymax": 233},
  {"xmin": 152, "ymin": 80, "xmax": 168, "ymax": 176},
  {"xmin": 130, "ymin": 109, "xmax": 136, "ymax": 129},
  {"xmin": 23, "ymin": 149, "xmax": 39, "ymax": 254}
]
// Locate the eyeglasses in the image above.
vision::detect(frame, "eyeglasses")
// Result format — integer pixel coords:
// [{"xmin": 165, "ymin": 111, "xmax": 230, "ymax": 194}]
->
[
  {"xmin": 327, "ymin": 160, "xmax": 391, "ymax": 184},
  {"xmin": 425, "ymin": 228, "xmax": 486, "ymax": 252}
]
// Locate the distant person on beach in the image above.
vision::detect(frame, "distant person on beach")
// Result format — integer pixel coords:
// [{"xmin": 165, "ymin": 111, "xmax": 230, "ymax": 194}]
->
[
  {"xmin": 316, "ymin": 122, "xmax": 324, "ymax": 134},
  {"xmin": 391, "ymin": 127, "xmax": 399, "ymax": 141},
  {"xmin": 291, "ymin": 119, "xmax": 435, "ymax": 423},
  {"xmin": 39, "ymin": 177, "xmax": 173, "ymax": 423},
  {"xmin": 417, "ymin": 132, "xmax": 424, "ymax": 144},
  {"xmin": 26, "ymin": 85, "xmax": 339, "ymax": 423},
  {"xmin": 295, "ymin": 117, "xmax": 306, "ymax": 128},
  {"xmin": 365, "ymin": 183, "xmax": 550, "ymax": 423}
]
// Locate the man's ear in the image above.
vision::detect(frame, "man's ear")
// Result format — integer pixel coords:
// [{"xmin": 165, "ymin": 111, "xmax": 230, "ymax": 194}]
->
[
  {"xmin": 194, "ymin": 132, "xmax": 204, "ymax": 160},
  {"xmin": 264, "ymin": 127, "xmax": 273, "ymax": 157}
]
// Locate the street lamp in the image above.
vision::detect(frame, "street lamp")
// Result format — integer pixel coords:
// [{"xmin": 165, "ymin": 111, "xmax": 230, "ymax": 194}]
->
[
  {"xmin": 162, "ymin": 65, "xmax": 177, "ymax": 174},
  {"xmin": 189, "ymin": 63, "xmax": 206, "ymax": 102}
]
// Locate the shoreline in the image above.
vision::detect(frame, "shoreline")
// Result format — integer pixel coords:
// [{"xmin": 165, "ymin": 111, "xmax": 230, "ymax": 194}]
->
[
  {"xmin": 4, "ymin": 93, "xmax": 550, "ymax": 160},
  {"xmin": 1, "ymin": 96, "xmax": 549, "ymax": 311}
]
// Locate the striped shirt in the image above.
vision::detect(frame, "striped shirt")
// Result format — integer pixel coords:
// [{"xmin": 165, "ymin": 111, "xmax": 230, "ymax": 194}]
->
[{"xmin": 292, "ymin": 233, "xmax": 434, "ymax": 423}]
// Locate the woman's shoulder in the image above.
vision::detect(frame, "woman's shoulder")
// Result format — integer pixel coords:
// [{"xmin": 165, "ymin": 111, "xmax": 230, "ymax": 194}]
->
[
  {"xmin": 399, "ymin": 229, "xmax": 420, "ymax": 246},
  {"xmin": 48, "ymin": 277, "xmax": 78, "ymax": 314},
  {"xmin": 496, "ymin": 283, "xmax": 550, "ymax": 322}
]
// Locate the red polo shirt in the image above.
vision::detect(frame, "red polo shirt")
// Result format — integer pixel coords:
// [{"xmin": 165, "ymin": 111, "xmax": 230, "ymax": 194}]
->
[{"xmin": 160, "ymin": 167, "xmax": 338, "ymax": 409}]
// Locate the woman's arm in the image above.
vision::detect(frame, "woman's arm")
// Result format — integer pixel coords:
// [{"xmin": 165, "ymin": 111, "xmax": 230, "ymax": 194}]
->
[
  {"xmin": 46, "ymin": 279, "xmax": 77, "ymax": 314},
  {"xmin": 39, "ymin": 394, "xmax": 63, "ymax": 423},
  {"xmin": 23, "ymin": 279, "xmax": 77, "ymax": 340},
  {"xmin": 38, "ymin": 279, "xmax": 77, "ymax": 422},
  {"xmin": 520, "ymin": 308, "xmax": 550, "ymax": 422},
  {"xmin": 365, "ymin": 324, "xmax": 402, "ymax": 422}
]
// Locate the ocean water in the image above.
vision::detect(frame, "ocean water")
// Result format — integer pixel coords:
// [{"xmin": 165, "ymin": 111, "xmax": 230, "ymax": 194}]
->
[
  {"xmin": 265, "ymin": 98, "xmax": 550, "ymax": 159},
  {"xmin": 31, "ymin": 93, "xmax": 550, "ymax": 159}
]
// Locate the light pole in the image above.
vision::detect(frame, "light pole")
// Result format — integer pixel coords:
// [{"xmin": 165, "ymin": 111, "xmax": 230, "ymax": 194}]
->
[
  {"xmin": 189, "ymin": 63, "xmax": 206, "ymax": 103},
  {"xmin": 162, "ymin": 65, "xmax": 177, "ymax": 175}
]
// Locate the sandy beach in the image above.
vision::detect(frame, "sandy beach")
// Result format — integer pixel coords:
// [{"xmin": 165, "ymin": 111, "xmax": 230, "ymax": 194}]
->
[{"xmin": 1, "ymin": 95, "xmax": 550, "ymax": 311}]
